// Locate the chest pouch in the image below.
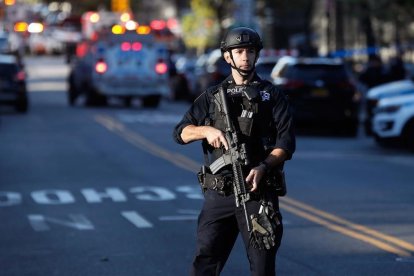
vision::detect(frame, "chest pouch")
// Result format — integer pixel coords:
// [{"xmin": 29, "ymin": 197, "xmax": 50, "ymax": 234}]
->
[{"xmin": 236, "ymin": 89, "xmax": 259, "ymax": 137}]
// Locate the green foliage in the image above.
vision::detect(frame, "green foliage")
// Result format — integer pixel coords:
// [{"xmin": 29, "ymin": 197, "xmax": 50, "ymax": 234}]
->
[{"xmin": 181, "ymin": 0, "xmax": 220, "ymax": 53}]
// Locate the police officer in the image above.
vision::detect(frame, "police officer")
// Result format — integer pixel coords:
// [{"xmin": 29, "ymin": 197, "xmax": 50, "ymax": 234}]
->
[{"xmin": 173, "ymin": 27, "xmax": 295, "ymax": 276}]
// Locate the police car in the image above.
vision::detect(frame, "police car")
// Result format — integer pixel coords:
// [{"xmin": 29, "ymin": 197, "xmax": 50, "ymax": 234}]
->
[
  {"xmin": 68, "ymin": 28, "xmax": 170, "ymax": 108},
  {"xmin": 372, "ymin": 93, "xmax": 414, "ymax": 149},
  {"xmin": 364, "ymin": 79, "xmax": 414, "ymax": 135}
]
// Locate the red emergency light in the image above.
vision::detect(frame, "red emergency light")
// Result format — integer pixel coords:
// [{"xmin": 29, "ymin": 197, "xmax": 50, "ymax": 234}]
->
[
  {"xmin": 155, "ymin": 60, "xmax": 168, "ymax": 74},
  {"xmin": 121, "ymin": 42, "xmax": 131, "ymax": 51},
  {"xmin": 132, "ymin": 42, "xmax": 142, "ymax": 51},
  {"xmin": 121, "ymin": 42, "xmax": 142, "ymax": 51},
  {"xmin": 150, "ymin": 20, "xmax": 166, "ymax": 30}
]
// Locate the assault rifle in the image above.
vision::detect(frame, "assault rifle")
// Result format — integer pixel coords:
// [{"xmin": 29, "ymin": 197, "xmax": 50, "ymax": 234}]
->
[{"xmin": 209, "ymin": 86, "xmax": 251, "ymax": 231}]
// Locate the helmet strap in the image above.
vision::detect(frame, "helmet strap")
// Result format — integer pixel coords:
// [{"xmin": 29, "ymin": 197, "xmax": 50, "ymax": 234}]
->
[{"xmin": 228, "ymin": 50, "xmax": 258, "ymax": 80}]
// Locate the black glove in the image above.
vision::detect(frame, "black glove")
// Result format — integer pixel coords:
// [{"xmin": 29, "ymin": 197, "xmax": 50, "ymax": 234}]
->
[{"xmin": 249, "ymin": 201, "xmax": 280, "ymax": 250}]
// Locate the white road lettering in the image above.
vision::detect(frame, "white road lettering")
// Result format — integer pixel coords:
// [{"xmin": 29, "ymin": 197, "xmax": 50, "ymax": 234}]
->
[
  {"xmin": 176, "ymin": 185, "xmax": 203, "ymax": 200},
  {"xmin": 121, "ymin": 211, "xmax": 153, "ymax": 228},
  {"xmin": 129, "ymin": 186, "xmax": 175, "ymax": 201},
  {"xmin": 31, "ymin": 190, "xmax": 75, "ymax": 205},
  {"xmin": 28, "ymin": 214, "xmax": 94, "ymax": 231},
  {"xmin": 81, "ymin": 187, "xmax": 127, "ymax": 203},
  {"xmin": 0, "ymin": 186, "xmax": 201, "ymax": 207},
  {"xmin": 0, "ymin": 192, "xmax": 22, "ymax": 206}
]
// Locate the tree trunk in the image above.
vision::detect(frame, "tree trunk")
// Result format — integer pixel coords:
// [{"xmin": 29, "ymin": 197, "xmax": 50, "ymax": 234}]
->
[
  {"xmin": 335, "ymin": 0, "xmax": 344, "ymax": 51},
  {"xmin": 359, "ymin": 1, "xmax": 376, "ymax": 53}
]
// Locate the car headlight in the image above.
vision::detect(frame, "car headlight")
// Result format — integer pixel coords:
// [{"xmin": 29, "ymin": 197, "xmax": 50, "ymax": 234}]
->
[{"xmin": 374, "ymin": 104, "xmax": 401, "ymax": 114}]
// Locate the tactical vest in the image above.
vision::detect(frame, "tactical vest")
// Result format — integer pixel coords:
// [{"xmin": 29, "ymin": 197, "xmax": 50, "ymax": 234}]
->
[{"xmin": 203, "ymin": 80, "xmax": 278, "ymax": 171}]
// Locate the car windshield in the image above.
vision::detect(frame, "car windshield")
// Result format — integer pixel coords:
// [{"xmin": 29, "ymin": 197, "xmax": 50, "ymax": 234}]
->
[
  {"xmin": 0, "ymin": 64, "xmax": 18, "ymax": 78},
  {"xmin": 287, "ymin": 64, "xmax": 348, "ymax": 81}
]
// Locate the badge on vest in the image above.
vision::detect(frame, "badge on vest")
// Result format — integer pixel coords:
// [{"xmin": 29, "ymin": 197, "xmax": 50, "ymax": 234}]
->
[{"xmin": 260, "ymin": 91, "xmax": 270, "ymax": 101}]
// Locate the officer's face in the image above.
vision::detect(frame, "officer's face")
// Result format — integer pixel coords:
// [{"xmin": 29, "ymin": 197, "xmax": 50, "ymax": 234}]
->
[{"xmin": 224, "ymin": 47, "xmax": 257, "ymax": 70}]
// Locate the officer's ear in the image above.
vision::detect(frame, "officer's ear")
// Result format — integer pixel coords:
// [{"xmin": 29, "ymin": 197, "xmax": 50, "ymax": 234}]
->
[{"xmin": 223, "ymin": 51, "xmax": 232, "ymax": 64}]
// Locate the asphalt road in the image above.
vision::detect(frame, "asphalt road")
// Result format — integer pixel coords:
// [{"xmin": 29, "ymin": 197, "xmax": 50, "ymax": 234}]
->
[{"xmin": 1, "ymin": 56, "xmax": 414, "ymax": 276}]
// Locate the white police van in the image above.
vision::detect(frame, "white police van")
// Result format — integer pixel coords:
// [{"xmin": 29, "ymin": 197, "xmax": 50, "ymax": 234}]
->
[
  {"xmin": 372, "ymin": 93, "xmax": 414, "ymax": 149},
  {"xmin": 68, "ymin": 30, "xmax": 170, "ymax": 108}
]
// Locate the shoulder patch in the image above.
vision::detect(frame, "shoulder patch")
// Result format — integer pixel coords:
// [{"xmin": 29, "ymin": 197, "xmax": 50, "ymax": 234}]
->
[{"xmin": 260, "ymin": 90, "xmax": 271, "ymax": 101}]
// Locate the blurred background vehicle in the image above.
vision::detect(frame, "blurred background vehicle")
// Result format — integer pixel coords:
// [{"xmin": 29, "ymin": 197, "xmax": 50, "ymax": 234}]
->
[
  {"xmin": 0, "ymin": 54, "xmax": 28, "ymax": 113},
  {"xmin": 256, "ymin": 49, "xmax": 298, "ymax": 82},
  {"xmin": 171, "ymin": 54, "xmax": 197, "ymax": 101},
  {"xmin": 68, "ymin": 22, "xmax": 171, "ymax": 108},
  {"xmin": 364, "ymin": 79, "xmax": 414, "ymax": 135},
  {"xmin": 271, "ymin": 56, "xmax": 360, "ymax": 136},
  {"xmin": 190, "ymin": 53, "xmax": 209, "ymax": 98},
  {"xmin": 372, "ymin": 94, "xmax": 414, "ymax": 150},
  {"xmin": 53, "ymin": 15, "xmax": 82, "ymax": 63},
  {"xmin": 256, "ymin": 57, "xmax": 279, "ymax": 82},
  {"xmin": 28, "ymin": 29, "xmax": 64, "ymax": 55},
  {"xmin": 0, "ymin": 32, "xmax": 11, "ymax": 54},
  {"xmin": 193, "ymin": 49, "xmax": 230, "ymax": 98},
  {"xmin": 168, "ymin": 54, "xmax": 192, "ymax": 102}
]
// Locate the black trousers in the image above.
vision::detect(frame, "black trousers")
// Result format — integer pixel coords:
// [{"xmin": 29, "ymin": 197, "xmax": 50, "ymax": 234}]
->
[{"xmin": 190, "ymin": 189, "xmax": 283, "ymax": 276}]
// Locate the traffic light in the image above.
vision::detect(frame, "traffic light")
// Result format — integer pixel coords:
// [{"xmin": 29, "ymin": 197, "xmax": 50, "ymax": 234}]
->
[{"xmin": 112, "ymin": 0, "xmax": 130, "ymax": 12}]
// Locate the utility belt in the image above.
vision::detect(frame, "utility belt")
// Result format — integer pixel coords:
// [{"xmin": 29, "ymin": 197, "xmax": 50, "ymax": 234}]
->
[
  {"xmin": 197, "ymin": 166, "xmax": 234, "ymax": 196},
  {"xmin": 197, "ymin": 165, "xmax": 287, "ymax": 197}
]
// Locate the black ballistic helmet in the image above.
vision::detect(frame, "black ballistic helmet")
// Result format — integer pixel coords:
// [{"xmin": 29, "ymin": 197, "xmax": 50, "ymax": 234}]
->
[{"xmin": 220, "ymin": 27, "xmax": 263, "ymax": 54}]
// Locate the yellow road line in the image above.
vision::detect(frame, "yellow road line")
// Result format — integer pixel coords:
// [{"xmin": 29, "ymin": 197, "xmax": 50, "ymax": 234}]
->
[
  {"xmin": 280, "ymin": 202, "xmax": 412, "ymax": 257},
  {"xmin": 95, "ymin": 114, "xmax": 199, "ymax": 172},
  {"xmin": 95, "ymin": 114, "xmax": 414, "ymax": 257},
  {"xmin": 281, "ymin": 197, "xmax": 414, "ymax": 252}
]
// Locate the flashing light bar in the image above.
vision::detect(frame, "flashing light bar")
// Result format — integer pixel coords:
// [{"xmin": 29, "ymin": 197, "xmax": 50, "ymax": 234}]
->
[
  {"xmin": 89, "ymin": 12, "xmax": 100, "ymax": 23},
  {"xmin": 112, "ymin": 24, "xmax": 125, "ymax": 35},
  {"xmin": 125, "ymin": 20, "xmax": 138, "ymax": 31},
  {"xmin": 150, "ymin": 20, "xmax": 166, "ymax": 30},
  {"xmin": 28, "ymin": 23, "xmax": 44, "ymax": 33},
  {"xmin": 14, "ymin": 22, "xmax": 28, "ymax": 32},
  {"xmin": 137, "ymin": 25, "xmax": 151, "ymax": 35}
]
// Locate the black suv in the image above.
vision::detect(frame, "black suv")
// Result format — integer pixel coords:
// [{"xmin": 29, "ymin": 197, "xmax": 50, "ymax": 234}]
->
[
  {"xmin": 271, "ymin": 56, "xmax": 360, "ymax": 136},
  {"xmin": 0, "ymin": 54, "xmax": 28, "ymax": 112}
]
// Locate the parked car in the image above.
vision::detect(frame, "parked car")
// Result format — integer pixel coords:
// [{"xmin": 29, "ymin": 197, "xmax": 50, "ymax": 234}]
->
[
  {"xmin": 256, "ymin": 49, "xmax": 298, "ymax": 82},
  {"xmin": 191, "ymin": 53, "xmax": 210, "ymax": 96},
  {"xmin": 271, "ymin": 56, "xmax": 360, "ymax": 136},
  {"xmin": 68, "ymin": 31, "xmax": 171, "ymax": 108},
  {"xmin": 372, "ymin": 93, "xmax": 414, "ymax": 149},
  {"xmin": 193, "ymin": 49, "xmax": 231, "ymax": 97},
  {"xmin": 364, "ymin": 79, "xmax": 414, "ymax": 135},
  {"xmin": 256, "ymin": 57, "xmax": 279, "ymax": 82},
  {"xmin": 0, "ymin": 33, "xmax": 11, "ymax": 54},
  {"xmin": 171, "ymin": 55, "xmax": 196, "ymax": 101},
  {"xmin": 0, "ymin": 54, "xmax": 28, "ymax": 112}
]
